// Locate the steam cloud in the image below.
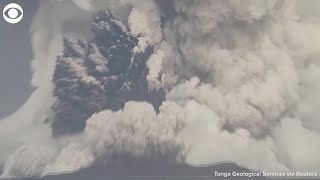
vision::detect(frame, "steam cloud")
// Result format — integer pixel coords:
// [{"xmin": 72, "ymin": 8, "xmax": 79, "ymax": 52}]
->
[{"xmin": 1, "ymin": 0, "xmax": 320, "ymax": 177}]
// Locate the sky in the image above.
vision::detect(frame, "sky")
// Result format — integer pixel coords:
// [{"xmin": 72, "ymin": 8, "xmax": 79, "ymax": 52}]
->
[{"xmin": 0, "ymin": 0, "xmax": 38, "ymax": 118}]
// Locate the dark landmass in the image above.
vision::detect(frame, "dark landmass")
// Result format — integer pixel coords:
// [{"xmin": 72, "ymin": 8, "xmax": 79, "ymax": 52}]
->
[{"xmin": 44, "ymin": 160, "xmax": 267, "ymax": 180}]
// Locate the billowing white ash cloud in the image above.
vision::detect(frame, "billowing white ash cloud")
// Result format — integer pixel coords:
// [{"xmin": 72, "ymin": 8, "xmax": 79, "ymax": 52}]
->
[
  {"xmin": 2, "ymin": 0, "xmax": 320, "ymax": 177},
  {"xmin": 2, "ymin": 101, "xmax": 186, "ymax": 177},
  {"xmin": 157, "ymin": 0, "xmax": 320, "ymax": 172},
  {"xmin": 0, "ymin": 0, "xmax": 65, "ymax": 166}
]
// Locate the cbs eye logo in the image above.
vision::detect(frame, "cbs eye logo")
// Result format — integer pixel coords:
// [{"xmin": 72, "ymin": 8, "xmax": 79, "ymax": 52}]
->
[{"xmin": 3, "ymin": 3, "xmax": 23, "ymax": 24}]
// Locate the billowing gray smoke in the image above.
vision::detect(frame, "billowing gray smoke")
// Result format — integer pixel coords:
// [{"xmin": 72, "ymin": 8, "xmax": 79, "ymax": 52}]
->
[
  {"xmin": 1, "ymin": 0, "xmax": 320, "ymax": 178},
  {"xmin": 51, "ymin": 10, "xmax": 165, "ymax": 136}
]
